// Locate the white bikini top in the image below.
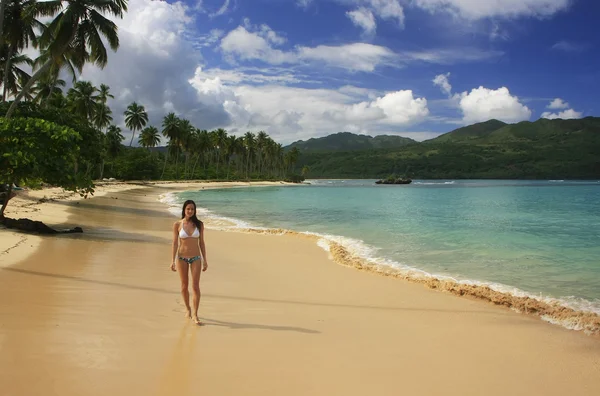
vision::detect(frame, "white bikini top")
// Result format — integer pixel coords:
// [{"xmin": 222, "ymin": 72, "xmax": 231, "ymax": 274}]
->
[{"xmin": 179, "ymin": 221, "xmax": 200, "ymax": 239}]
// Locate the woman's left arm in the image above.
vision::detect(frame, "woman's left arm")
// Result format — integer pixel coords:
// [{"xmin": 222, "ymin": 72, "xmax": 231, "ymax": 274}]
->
[{"xmin": 200, "ymin": 223, "xmax": 208, "ymax": 271}]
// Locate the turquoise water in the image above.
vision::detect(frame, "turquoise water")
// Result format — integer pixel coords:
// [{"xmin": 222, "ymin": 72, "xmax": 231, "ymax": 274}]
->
[{"xmin": 165, "ymin": 179, "xmax": 600, "ymax": 314}]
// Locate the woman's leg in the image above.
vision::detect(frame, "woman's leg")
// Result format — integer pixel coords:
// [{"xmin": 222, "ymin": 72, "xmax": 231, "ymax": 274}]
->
[
  {"xmin": 176, "ymin": 259, "xmax": 191, "ymax": 318},
  {"xmin": 190, "ymin": 259, "xmax": 202, "ymax": 324}
]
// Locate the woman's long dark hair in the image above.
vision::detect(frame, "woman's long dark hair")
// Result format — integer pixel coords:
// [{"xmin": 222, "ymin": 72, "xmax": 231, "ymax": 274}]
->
[{"xmin": 181, "ymin": 200, "xmax": 203, "ymax": 230}]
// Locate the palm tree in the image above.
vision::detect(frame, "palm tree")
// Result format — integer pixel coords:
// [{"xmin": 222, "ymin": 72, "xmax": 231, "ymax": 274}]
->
[
  {"xmin": 6, "ymin": 0, "xmax": 128, "ymax": 117},
  {"xmin": 93, "ymin": 103, "xmax": 112, "ymax": 130},
  {"xmin": 0, "ymin": 46, "xmax": 32, "ymax": 99},
  {"xmin": 67, "ymin": 80, "xmax": 99, "ymax": 121},
  {"xmin": 139, "ymin": 126, "xmax": 160, "ymax": 150},
  {"xmin": 97, "ymin": 83, "xmax": 113, "ymax": 105},
  {"xmin": 124, "ymin": 101, "xmax": 148, "ymax": 146},
  {"xmin": 160, "ymin": 112, "xmax": 180, "ymax": 179},
  {"xmin": 33, "ymin": 74, "xmax": 65, "ymax": 104},
  {"xmin": 256, "ymin": 131, "xmax": 269, "ymax": 176},
  {"xmin": 243, "ymin": 132, "xmax": 256, "ymax": 179},
  {"xmin": 105, "ymin": 125, "xmax": 124, "ymax": 158},
  {"xmin": 1, "ymin": 0, "xmax": 58, "ymax": 101}
]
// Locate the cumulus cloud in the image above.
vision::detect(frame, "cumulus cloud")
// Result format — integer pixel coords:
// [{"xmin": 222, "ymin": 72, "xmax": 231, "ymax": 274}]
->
[
  {"xmin": 541, "ymin": 109, "xmax": 583, "ymax": 120},
  {"xmin": 79, "ymin": 0, "xmax": 232, "ymax": 144},
  {"xmin": 190, "ymin": 68, "xmax": 429, "ymax": 143},
  {"xmin": 432, "ymin": 72, "xmax": 531, "ymax": 124},
  {"xmin": 454, "ymin": 87, "xmax": 532, "ymax": 124},
  {"xmin": 547, "ymin": 98, "xmax": 569, "ymax": 109},
  {"xmin": 347, "ymin": 7, "xmax": 377, "ymax": 35},
  {"xmin": 541, "ymin": 98, "xmax": 582, "ymax": 119},
  {"xmin": 412, "ymin": 0, "xmax": 571, "ymax": 20}
]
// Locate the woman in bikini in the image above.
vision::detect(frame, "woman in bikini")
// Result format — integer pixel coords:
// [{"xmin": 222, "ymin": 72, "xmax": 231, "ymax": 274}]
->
[{"xmin": 170, "ymin": 200, "xmax": 208, "ymax": 325}]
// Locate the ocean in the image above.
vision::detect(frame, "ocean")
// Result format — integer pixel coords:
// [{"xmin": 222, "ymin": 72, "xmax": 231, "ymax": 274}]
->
[{"xmin": 160, "ymin": 179, "xmax": 600, "ymax": 333}]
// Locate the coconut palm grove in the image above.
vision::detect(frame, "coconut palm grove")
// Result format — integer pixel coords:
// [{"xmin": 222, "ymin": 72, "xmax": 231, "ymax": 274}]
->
[{"xmin": 0, "ymin": 0, "xmax": 302, "ymax": 216}]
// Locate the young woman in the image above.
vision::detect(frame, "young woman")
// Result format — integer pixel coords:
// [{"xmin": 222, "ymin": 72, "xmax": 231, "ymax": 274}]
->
[{"xmin": 171, "ymin": 200, "xmax": 208, "ymax": 325}]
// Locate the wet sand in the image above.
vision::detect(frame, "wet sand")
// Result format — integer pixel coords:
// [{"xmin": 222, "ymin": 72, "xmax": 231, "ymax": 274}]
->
[{"xmin": 1, "ymin": 185, "xmax": 599, "ymax": 396}]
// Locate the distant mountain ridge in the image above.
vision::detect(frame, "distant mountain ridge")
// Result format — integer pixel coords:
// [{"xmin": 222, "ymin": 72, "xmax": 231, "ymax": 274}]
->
[
  {"xmin": 292, "ymin": 117, "xmax": 600, "ymax": 179},
  {"xmin": 285, "ymin": 132, "xmax": 416, "ymax": 152}
]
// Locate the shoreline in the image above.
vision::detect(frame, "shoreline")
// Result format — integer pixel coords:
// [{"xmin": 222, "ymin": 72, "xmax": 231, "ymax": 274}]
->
[
  {"xmin": 1, "ymin": 182, "xmax": 600, "ymax": 395},
  {"xmin": 160, "ymin": 187, "xmax": 600, "ymax": 337},
  {"xmin": 0, "ymin": 180, "xmax": 295, "ymax": 269}
]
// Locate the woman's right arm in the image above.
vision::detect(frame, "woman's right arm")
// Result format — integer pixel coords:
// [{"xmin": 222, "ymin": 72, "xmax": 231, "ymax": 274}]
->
[{"xmin": 171, "ymin": 222, "xmax": 179, "ymax": 270}]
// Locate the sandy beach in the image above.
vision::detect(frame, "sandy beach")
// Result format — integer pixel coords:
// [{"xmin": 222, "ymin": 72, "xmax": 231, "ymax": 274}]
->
[{"xmin": 1, "ymin": 182, "xmax": 599, "ymax": 396}]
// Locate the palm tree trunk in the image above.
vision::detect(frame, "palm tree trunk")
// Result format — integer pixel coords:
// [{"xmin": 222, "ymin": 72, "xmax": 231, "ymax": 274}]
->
[
  {"xmin": 2, "ymin": 45, "xmax": 14, "ymax": 101},
  {"xmin": 6, "ymin": 60, "xmax": 52, "ymax": 117},
  {"xmin": 128, "ymin": 129, "xmax": 136, "ymax": 147},
  {"xmin": 0, "ymin": 0, "xmax": 8, "ymax": 48},
  {"xmin": 191, "ymin": 154, "xmax": 200, "ymax": 180},
  {"xmin": 161, "ymin": 152, "xmax": 169, "ymax": 179}
]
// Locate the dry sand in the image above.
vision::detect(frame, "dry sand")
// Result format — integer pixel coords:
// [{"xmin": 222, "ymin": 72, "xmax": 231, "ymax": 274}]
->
[{"xmin": 1, "ymin": 182, "xmax": 599, "ymax": 396}]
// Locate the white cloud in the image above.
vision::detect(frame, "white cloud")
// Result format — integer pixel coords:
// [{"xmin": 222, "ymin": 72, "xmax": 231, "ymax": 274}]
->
[
  {"xmin": 298, "ymin": 43, "xmax": 396, "ymax": 72},
  {"xmin": 220, "ymin": 26, "xmax": 295, "ymax": 64},
  {"xmin": 403, "ymin": 48, "xmax": 503, "ymax": 63},
  {"xmin": 78, "ymin": 0, "xmax": 232, "ymax": 144},
  {"xmin": 209, "ymin": 0, "xmax": 230, "ymax": 17},
  {"xmin": 541, "ymin": 109, "xmax": 583, "ymax": 120},
  {"xmin": 296, "ymin": 0, "xmax": 313, "ymax": 8},
  {"xmin": 190, "ymin": 68, "xmax": 429, "ymax": 143},
  {"xmin": 431, "ymin": 73, "xmax": 531, "ymax": 124},
  {"xmin": 541, "ymin": 99, "xmax": 582, "ymax": 119},
  {"xmin": 220, "ymin": 21, "xmax": 501, "ymax": 72},
  {"xmin": 220, "ymin": 23, "xmax": 397, "ymax": 72},
  {"xmin": 453, "ymin": 87, "xmax": 532, "ymax": 124},
  {"xmin": 412, "ymin": 0, "xmax": 571, "ymax": 20},
  {"xmin": 367, "ymin": 0, "xmax": 405, "ymax": 26},
  {"xmin": 551, "ymin": 40, "xmax": 590, "ymax": 53},
  {"xmin": 433, "ymin": 72, "xmax": 452, "ymax": 96},
  {"xmin": 347, "ymin": 7, "xmax": 377, "ymax": 35},
  {"xmin": 547, "ymin": 98, "xmax": 569, "ymax": 109}
]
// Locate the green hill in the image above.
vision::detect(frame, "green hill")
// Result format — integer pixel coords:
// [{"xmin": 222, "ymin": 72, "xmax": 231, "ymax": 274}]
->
[
  {"xmin": 286, "ymin": 132, "xmax": 416, "ymax": 152},
  {"xmin": 428, "ymin": 119, "xmax": 507, "ymax": 142},
  {"xmin": 294, "ymin": 117, "xmax": 600, "ymax": 180}
]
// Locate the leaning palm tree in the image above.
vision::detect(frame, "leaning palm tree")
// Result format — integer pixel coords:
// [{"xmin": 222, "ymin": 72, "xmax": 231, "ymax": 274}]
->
[
  {"xmin": 0, "ymin": 46, "xmax": 32, "ymax": 100},
  {"xmin": 138, "ymin": 126, "xmax": 160, "ymax": 150},
  {"xmin": 124, "ymin": 101, "xmax": 148, "ymax": 146},
  {"xmin": 5, "ymin": 0, "xmax": 128, "ymax": 117}
]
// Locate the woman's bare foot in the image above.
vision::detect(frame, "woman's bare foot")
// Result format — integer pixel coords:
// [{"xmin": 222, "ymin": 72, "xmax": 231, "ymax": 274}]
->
[
  {"xmin": 192, "ymin": 316, "xmax": 202, "ymax": 325},
  {"xmin": 185, "ymin": 308, "xmax": 192, "ymax": 319}
]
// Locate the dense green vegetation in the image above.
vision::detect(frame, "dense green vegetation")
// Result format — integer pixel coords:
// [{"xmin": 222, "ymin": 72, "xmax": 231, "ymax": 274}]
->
[
  {"xmin": 287, "ymin": 132, "xmax": 416, "ymax": 152},
  {"xmin": 292, "ymin": 118, "xmax": 600, "ymax": 179}
]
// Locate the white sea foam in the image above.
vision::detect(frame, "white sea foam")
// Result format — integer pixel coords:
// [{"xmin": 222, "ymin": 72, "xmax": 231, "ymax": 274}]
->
[{"xmin": 413, "ymin": 181, "xmax": 455, "ymax": 185}]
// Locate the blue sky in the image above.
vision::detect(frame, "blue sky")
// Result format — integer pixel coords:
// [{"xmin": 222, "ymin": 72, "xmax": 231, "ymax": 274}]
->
[{"xmin": 77, "ymin": 0, "xmax": 599, "ymax": 144}]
